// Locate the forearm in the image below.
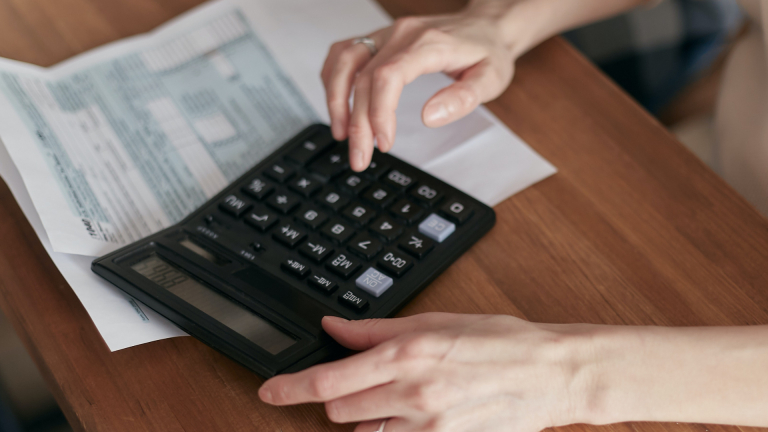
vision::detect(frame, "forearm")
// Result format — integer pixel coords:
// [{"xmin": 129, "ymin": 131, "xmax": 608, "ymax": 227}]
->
[
  {"xmin": 466, "ymin": 0, "xmax": 654, "ymax": 58},
  {"xmin": 582, "ymin": 325, "xmax": 768, "ymax": 426}
]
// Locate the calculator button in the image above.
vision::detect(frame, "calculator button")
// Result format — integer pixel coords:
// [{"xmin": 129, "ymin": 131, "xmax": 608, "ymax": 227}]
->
[
  {"xmin": 356, "ymin": 267, "xmax": 394, "ymax": 297},
  {"xmin": 289, "ymin": 176, "xmax": 322, "ymax": 198},
  {"xmin": 338, "ymin": 290, "xmax": 368, "ymax": 311},
  {"xmin": 298, "ymin": 240, "xmax": 334, "ymax": 263},
  {"xmin": 242, "ymin": 177, "xmax": 274, "ymax": 200},
  {"xmin": 342, "ymin": 202, "xmax": 376, "ymax": 225},
  {"xmin": 418, "ymin": 213, "xmax": 456, "ymax": 243},
  {"xmin": 361, "ymin": 155, "xmax": 389, "ymax": 179},
  {"xmin": 339, "ymin": 173, "xmax": 370, "ymax": 195},
  {"xmin": 321, "ymin": 219, "xmax": 355, "ymax": 244},
  {"xmin": 244, "ymin": 205, "xmax": 279, "ymax": 231},
  {"xmin": 410, "ymin": 184, "xmax": 443, "ymax": 207},
  {"xmin": 440, "ymin": 198, "xmax": 474, "ymax": 224},
  {"xmin": 326, "ymin": 253, "xmax": 362, "ymax": 279},
  {"xmin": 286, "ymin": 134, "xmax": 334, "ymax": 166},
  {"xmin": 219, "ymin": 194, "xmax": 252, "ymax": 217},
  {"xmin": 348, "ymin": 233, "xmax": 383, "ymax": 260},
  {"xmin": 251, "ymin": 242, "xmax": 264, "ymax": 252},
  {"xmin": 295, "ymin": 206, "xmax": 329, "ymax": 229},
  {"xmin": 383, "ymin": 169, "xmax": 416, "ymax": 191},
  {"xmin": 308, "ymin": 274, "xmax": 338, "ymax": 294},
  {"xmin": 362, "ymin": 185, "xmax": 395, "ymax": 208},
  {"xmin": 264, "ymin": 163, "xmax": 295, "ymax": 183},
  {"xmin": 273, "ymin": 223, "xmax": 307, "ymax": 248},
  {"xmin": 309, "ymin": 147, "xmax": 349, "ymax": 181},
  {"xmin": 389, "ymin": 198, "xmax": 424, "ymax": 224},
  {"xmin": 317, "ymin": 187, "xmax": 350, "ymax": 212},
  {"xmin": 267, "ymin": 191, "xmax": 301, "ymax": 214},
  {"xmin": 377, "ymin": 250, "xmax": 413, "ymax": 277},
  {"xmin": 282, "ymin": 258, "xmax": 311, "ymax": 279},
  {"xmin": 369, "ymin": 216, "xmax": 403, "ymax": 242},
  {"xmin": 398, "ymin": 233, "xmax": 434, "ymax": 259}
]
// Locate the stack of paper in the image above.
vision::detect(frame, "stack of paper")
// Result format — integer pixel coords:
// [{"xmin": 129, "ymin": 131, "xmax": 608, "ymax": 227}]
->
[{"xmin": 0, "ymin": 0, "xmax": 556, "ymax": 351}]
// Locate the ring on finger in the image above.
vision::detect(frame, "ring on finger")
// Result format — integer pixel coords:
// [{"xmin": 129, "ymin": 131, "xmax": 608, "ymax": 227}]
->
[
  {"xmin": 374, "ymin": 419, "xmax": 387, "ymax": 432},
  {"xmin": 352, "ymin": 36, "xmax": 378, "ymax": 57}
]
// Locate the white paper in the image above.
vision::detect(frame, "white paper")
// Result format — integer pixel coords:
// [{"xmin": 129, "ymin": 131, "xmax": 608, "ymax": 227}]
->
[
  {"xmin": 0, "ymin": 0, "xmax": 556, "ymax": 351},
  {"xmin": 0, "ymin": 139, "xmax": 186, "ymax": 350}
]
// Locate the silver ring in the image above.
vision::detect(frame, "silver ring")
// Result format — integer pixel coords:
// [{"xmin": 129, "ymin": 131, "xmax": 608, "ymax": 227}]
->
[
  {"xmin": 374, "ymin": 419, "xmax": 387, "ymax": 432},
  {"xmin": 352, "ymin": 37, "xmax": 378, "ymax": 56}
]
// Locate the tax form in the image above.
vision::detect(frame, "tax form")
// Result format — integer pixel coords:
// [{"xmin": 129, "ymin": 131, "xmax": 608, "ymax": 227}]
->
[
  {"xmin": 0, "ymin": 11, "xmax": 317, "ymax": 257},
  {"xmin": 0, "ymin": 0, "xmax": 556, "ymax": 350}
]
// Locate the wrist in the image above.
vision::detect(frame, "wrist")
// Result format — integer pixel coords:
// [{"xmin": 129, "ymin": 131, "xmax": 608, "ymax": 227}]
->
[
  {"xmin": 462, "ymin": 0, "xmax": 563, "ymax": 59},
  {"xmin": 540, "ymin": 323, "xmax": 650, "ymax": 427}
]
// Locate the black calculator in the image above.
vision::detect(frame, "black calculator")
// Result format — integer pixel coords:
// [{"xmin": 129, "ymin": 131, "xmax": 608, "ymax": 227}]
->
[{"xmin": 92, "ymin": 124, "xmax": 495, "ymax": 377}]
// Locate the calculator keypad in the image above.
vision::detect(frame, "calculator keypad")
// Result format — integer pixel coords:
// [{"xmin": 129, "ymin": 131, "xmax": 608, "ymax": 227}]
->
[{"xmin": 197, "ymin": 129, "xmax": 471, "ymax": 316}]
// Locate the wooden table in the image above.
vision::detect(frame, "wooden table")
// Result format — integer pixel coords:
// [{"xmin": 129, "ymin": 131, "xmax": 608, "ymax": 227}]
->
[{"xmin": 1, "ymin": 0, "xmax": 767, "ymax": 431}]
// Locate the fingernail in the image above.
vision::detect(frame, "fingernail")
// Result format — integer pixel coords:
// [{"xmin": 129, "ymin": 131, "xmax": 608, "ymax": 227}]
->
[
  {"xmin": 332, "ymin": 122, "xmax": 346, "ymax": 140},
  {"xmin": 324, "ymin": 316, "xmax": 348, "ymax": 324},
  {"xmin": 259, "ymin": 386, "xmax": 273, "ymax": 403},
  {"xmin": 351, "ymin": 148, "xmax": 364, "ymax": 171},
  {"xmin": 424, "ymin": 102, "xmax": 449, "ymax": 126},
  {"xmin": 375, "ymin": 134, "xmax": 388, "ymax": 151}
]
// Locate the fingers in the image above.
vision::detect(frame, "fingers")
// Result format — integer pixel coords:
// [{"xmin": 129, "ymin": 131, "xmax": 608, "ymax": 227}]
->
[
  {"xmin": 259, "ymin": 342, "xmax": 398, "ymax": 405},
  {"xmin": 322, "ymin": 40, "xmax": 375, "ymax": 141},
  {"xmin": 322, "ymin": 313, "xmax": 476, "ymax": 351},
  {"xmin": 422, "ymin": 58, "xmax": 513, "ymax": 128},
  {"xmin": 366, "ymin": 44, "xmax": 453, "ymax": 152},
  {"xmin": 348, "ymin": 71, "xmax": 376, "ymax": 171}
]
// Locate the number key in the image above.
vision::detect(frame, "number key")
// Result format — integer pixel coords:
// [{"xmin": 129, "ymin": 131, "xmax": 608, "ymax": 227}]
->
[
  {"xmin": 440, "ymin": 197, "xmax": 474, "ymax": 224},
  {"xmin": 383, "ymin": 169, "xmax": 416, "ymax": 191},
  {"xmin": 348, "ymin": 233, "xmax": 383, "ymax": 260},
  {"xmin": 369, "ymin": 215, "xmax": 402, "ymax": 242},
  {"xmin": 295, "ymin": 205, "xmax": 328, "ymax": 229},
  {"xmin": 339, "ymin": 173, "xmax": 370, "ymax": 195},
  {"xmin": 389, "ymin": 198, "xmax": 423, "ymax": 224},
  {"xmin": 317, "ymin": 187, "xmax": 350, "ymax": 212},
  {"xmin": 410, "ymin": 183, "xmax": 443, "ymax": 207},
  {"xmin": 342, "ymin": 202, "xmax": 375, "ymax": 225},
  {"xmin": 321, "ymin": 219, "xmax": 355, "ymax": 244},
  {"xmin": 362, "ymin": 185, "xmax": 395, "ymax": 208}
]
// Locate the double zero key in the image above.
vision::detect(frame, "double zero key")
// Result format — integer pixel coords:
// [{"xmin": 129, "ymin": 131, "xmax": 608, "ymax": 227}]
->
[{"xmin": 377, "ymin": 249, "xmax": 413, "ymax": 277}]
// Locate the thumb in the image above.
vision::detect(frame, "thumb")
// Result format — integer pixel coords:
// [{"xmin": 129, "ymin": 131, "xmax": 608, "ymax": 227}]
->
[
  {"xmin": 422, "ymin": 58, "xmax": 513, "ymax": 128},
  {"xmin": 321, "ymin": 313, "xmax": 466, "ymax": 351}
]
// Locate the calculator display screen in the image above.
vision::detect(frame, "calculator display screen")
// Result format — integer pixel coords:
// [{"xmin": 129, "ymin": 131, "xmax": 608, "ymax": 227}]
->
[{"xmin": 131, "ymin": 255, "xmax": 296, "ymax": 355}]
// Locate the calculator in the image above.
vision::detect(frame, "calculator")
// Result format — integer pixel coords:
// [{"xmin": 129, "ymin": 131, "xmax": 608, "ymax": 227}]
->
[{"xmin": 92, "ymin": 124, "xmax": 495, "ymax": 377}]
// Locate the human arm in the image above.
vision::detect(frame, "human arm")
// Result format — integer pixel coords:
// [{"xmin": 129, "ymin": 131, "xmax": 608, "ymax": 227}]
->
[
  {"xmin": 258, "ymin": 313, "xmax": 768, "ymax": 431},
  {"xmin": 322, "ymin": 0, "xmax": 656, "ymax": 171}
]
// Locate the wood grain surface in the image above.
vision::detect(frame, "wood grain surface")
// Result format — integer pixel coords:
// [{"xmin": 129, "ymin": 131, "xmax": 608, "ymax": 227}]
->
[{"xmin": 0, "ymin": 0, "xmax": 767, "ymax": 431}]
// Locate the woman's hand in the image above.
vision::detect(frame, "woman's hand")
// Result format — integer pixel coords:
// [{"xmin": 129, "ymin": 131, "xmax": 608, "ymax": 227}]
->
[
  {"xmin": 321, "ymin": 0, "xmax": 659, "ymax": 171},
  {"xmin": 258, "ymin": 313, "xmax": 598, "ymax": 432},
  {"xmin": 322, "ymin": 1, "xmax": 523, "ymax": 171}
]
